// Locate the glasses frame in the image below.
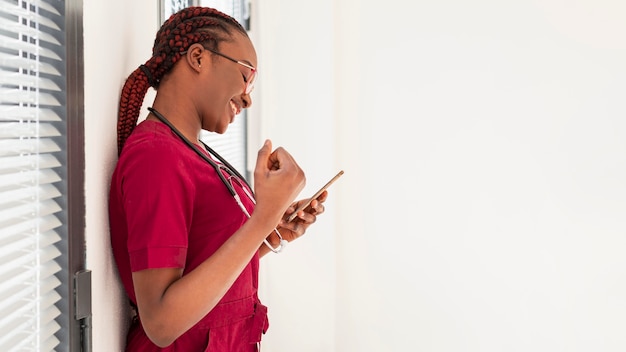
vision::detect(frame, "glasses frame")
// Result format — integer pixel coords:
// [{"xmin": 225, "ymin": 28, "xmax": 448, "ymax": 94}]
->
[{"xmin": 204, "ymin": 47, "xmax": 257, "ymax": 95}]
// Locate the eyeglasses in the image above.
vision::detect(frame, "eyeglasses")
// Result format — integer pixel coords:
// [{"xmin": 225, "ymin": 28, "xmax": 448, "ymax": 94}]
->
[{"xmin": 205, "ymin": 48, "xmax": 257, "ymax": 95}]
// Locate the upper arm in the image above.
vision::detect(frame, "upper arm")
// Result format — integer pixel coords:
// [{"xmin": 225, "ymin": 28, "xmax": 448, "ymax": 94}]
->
[
  {"xmin": 132, "ymin": 267, "xmax": 184, "ymax": 347},
  {"xmin": 133, "ymin": 267, "xmax": 184, "ymax": 306}
]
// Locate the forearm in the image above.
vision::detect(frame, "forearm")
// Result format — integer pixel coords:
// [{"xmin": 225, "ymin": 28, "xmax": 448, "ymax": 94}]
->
[{"xmin": 135, "ymin": 215, "xmax": 276, "ymax": 347}]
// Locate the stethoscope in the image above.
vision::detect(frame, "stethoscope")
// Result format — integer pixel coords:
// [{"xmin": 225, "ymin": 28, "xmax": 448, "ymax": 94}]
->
[{"xmin": 148, "ymin": 107, "xmax": 286, "ymax": 253}]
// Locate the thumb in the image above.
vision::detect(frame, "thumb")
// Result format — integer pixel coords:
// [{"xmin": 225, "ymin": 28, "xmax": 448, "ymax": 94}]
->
[{"xmin": 255, "ymin": 139, "xmax": 272, "ymax": 172}]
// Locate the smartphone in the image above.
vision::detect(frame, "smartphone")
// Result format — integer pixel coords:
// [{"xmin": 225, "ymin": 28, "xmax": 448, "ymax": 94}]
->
[{"xmin": 286, "ymin": 170, "xmax": 344, "ymax": 222}]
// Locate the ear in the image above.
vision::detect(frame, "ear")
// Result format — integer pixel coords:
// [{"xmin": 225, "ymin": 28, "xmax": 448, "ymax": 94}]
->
[{"xmin": 185, "ymin": 43, "xmax": 205, "ymax": 73}]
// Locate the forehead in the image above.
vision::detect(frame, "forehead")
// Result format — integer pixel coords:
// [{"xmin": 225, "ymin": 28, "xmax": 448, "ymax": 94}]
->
[{"xmin": 220, "ymin": 31, "xmax": 257, "ymax": 67}]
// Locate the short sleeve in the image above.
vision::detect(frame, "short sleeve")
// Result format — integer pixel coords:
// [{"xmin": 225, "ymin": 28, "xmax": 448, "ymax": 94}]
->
[{"xmin": 118, "ymin": 136, "xmax": 196, "ymax": 272}]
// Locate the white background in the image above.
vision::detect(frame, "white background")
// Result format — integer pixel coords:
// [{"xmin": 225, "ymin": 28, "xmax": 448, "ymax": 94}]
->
[{"xmin": 84, "ymin": 0, "xmax": 626, "ymax": 351}]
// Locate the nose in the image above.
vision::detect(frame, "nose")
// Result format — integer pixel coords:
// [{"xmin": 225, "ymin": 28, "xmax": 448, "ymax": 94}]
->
[{"xmin": 241, "ymin": 93, "xmax": 252, "ymax": 109}]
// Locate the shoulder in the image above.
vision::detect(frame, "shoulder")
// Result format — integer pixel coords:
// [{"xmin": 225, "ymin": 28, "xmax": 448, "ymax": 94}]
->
[
  {"xmin": 115, "ymin": 120, "xmax": 199, "ymax": 182},
  {"xmin": 122, "ymin": 120, "xmax": 183, "ymax": 157}
]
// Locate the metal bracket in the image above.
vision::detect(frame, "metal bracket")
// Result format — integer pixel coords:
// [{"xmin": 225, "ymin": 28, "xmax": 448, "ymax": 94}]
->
[
  {"xmin": 75, "ymin": 270, "xmax": 92, "ymax": 319},
  {"xmin": 74, "ymin": 270, "xmax": 92, "ymax": 352}
]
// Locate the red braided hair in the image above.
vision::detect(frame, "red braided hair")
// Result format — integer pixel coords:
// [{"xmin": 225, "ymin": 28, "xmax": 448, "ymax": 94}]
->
[{"xmin": 116, "ymin": 7, "xmax": 247, "ymax": 155}]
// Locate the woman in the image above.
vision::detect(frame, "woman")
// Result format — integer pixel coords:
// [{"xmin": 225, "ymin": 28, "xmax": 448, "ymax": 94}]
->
[{"xmin": 109, "ymin": 7, "xmax": 326, "ymax": 351}]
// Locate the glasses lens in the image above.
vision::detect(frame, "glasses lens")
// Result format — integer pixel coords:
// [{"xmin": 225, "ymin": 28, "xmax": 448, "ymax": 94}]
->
[{"xmin": 245, "ymin": 70, "xmax": 256, "ymax": 94}]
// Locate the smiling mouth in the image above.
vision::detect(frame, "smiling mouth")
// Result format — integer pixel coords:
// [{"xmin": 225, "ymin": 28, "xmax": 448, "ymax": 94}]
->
[{"xmin": 230, "ymin": 100, "xmax": 241, "ymax": 116}]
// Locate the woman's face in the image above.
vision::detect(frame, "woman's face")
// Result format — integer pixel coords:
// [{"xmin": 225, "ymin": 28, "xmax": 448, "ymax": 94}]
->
[{"xmin": 197, "ymin": 31, "xmax": 257, "ymax": 134}]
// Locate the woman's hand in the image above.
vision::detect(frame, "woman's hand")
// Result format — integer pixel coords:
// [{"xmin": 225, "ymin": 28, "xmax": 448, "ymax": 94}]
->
[
  {"xmin": 278, "ymin": 191, "xmax": 328, "ymax": 242},
  {"xmin": 258, "ymin": 191, "xmax": 328, "ymax": 256},
  {"xmin": 252, "ymin": 140, "xmax": 306, "ymax": 226}
]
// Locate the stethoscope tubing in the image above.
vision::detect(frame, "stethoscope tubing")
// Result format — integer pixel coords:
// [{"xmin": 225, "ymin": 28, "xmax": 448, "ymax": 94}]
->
[
  {"xmin": 147, "ymin": 107, "xmax": 285, "ymax": 253},
  {"xmin": 148, "ymin": 107, "xmax": 247, "ymax": 197}
]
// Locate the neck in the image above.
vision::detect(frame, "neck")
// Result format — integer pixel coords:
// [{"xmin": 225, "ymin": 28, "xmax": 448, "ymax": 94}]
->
[
  {"xmin": 148, "ymin": 60, "xmax": 206, "ymax": 143},
  {"xmin": 148, "ymin": 107, "xmax": 203, "ymax": 148},
  {"xmin": 148, "ymin": 102, "xmax": 202, "ymax": 145}
]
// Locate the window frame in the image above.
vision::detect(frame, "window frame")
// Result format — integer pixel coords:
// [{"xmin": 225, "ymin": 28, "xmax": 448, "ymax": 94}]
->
[{"xmin": 65, "ymin": 1, "xmax": 87, "ymax": 351}]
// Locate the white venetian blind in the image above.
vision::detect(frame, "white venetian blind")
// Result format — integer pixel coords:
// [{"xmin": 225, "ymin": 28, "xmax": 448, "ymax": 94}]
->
[{"xmin": 0, "ymin": 0, "xmax": 66, "ymax": 350}]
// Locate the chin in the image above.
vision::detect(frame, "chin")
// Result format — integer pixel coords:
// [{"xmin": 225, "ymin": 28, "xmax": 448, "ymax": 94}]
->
[{"xmin": 215, "ymin": 124, "xmax": 229, "ymax": 134}]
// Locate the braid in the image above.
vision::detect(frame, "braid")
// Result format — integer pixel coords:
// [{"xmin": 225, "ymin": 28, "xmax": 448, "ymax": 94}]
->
[{"xmin": 116, "ymin": 7, "xmax": 247, "ymax": 155}]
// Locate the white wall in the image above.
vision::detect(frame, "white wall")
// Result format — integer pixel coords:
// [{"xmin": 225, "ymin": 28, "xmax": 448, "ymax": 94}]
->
[
  {"xmin": 83, "ymin": 1, "xmax": 158, "ymax": 350},
  {"xmin": 329, "ymin": 0, "xmax": 626, "ymax": 351},
  {"xmin": 251, "ymin": 0, "xmax": 336, "ymax": 351},
  {"xmin": 257, "ymin": 0, "xmax": 626, "ymax": 351},
  {"xmin": 84, "ymin": 0, "xmax": 626, "ymax": 351}
]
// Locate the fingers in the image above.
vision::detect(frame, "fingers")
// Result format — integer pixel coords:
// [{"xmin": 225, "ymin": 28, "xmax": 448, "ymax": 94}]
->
[
  {"xmin": 255, "ymin": 139, "xmax": 272, "ymax": 172},
  {"xmin": 283, "ymin": 194, "xmax": 326, "ymax": 224},
  {"xmin": 316, "ymin": 190, "xmax": 329, "ymax": 203},
  {"xmin": 310, "ymin": 198, "xmax": 326, "ymax": 215},
  {"xmin": 267, "ymin": 146, "xmax": 282, "ymax": 171},
  {"xmin": 267, "ymin": 146, "xmax": 300, "ymax": 173},
  {"xmin": 278, "ymin": 217, "xmax": 309, "ymax": 240},
  {"xmin": 295, "ymin": 191, "xmax": 328, "ymax": 212},
  {"xmin": 252, "ymin": 140, "xmax": 306, "ymax": 223},
  {"xmin": 279, "ymin": 220, "xmax": 306, "ymax": 237},
  {"xmin": 255, "ymin": 140, "xmax": 305, "ymax": 193},
  {"xmin": 257, "ymin": 141, "xmax": 301, "ymax": 179}
]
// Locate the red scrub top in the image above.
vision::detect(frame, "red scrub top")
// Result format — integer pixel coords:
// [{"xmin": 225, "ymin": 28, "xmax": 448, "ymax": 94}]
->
[{"xmin": 109, "ymin": 120, "xmax": 268, "ymax": 351}]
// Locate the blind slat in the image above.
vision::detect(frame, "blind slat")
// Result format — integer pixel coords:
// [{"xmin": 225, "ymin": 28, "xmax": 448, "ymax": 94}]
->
[
  {"xmin": 0, "ymin": 107, "xmax": 62, "ymax": 122},
  {"xmin": 0, "ymin": 292, "xmax": 61, "ymax": 348},
  {"xmin": 0, "ymin": 199, "xmax": 61, "ymax": 224},
  {"xmin": 0, "ymin": 184, "xmax": 61, "ymax": 206},
  {"xmin": 0, "ymin": 169, "xmax": 62, "ymax": 190},
  {"xmin": 0, "ymin": 285, "xmax": 33, "ymax": 314},
  {"xmin": 0, "ymin": 16, "xmax": 61, "ymax": 46},
  {"xmin": 0, "ymin": 122, "xmax": 62, "ymax": 138},
  {"xmin": 0, "ymin": 216, "xmax": 63, "ymax": 244},
  {"xmin": 0, "ymin": 88, "xmax": 62, "ymax": 106},
  {"xmin": 0, "ymin": 138, "xmax": 61, "ymax": 157},
  {"xmin": 0, "ymin": 317, "xmax": 35, "ymax": 347},
  {"xmin": 0, "ymin": 71, "xmax": 63, "ymax": 91},
  {"xmin": 0, "ymin": 36, "xmax": 63, "ymax": 62},
  {"xmin": 0, "ymin": 52, "xmax": 62, "ymax": 75},
  {"xmin": 0, "ymin": 153, "xmax": 62, "ymax": 173}
]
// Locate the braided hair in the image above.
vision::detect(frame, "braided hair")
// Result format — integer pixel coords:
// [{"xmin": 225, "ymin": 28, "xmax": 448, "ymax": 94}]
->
[{"xmin": 117, "ymin": 7, "xmax": 247, "ymax": 155}]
